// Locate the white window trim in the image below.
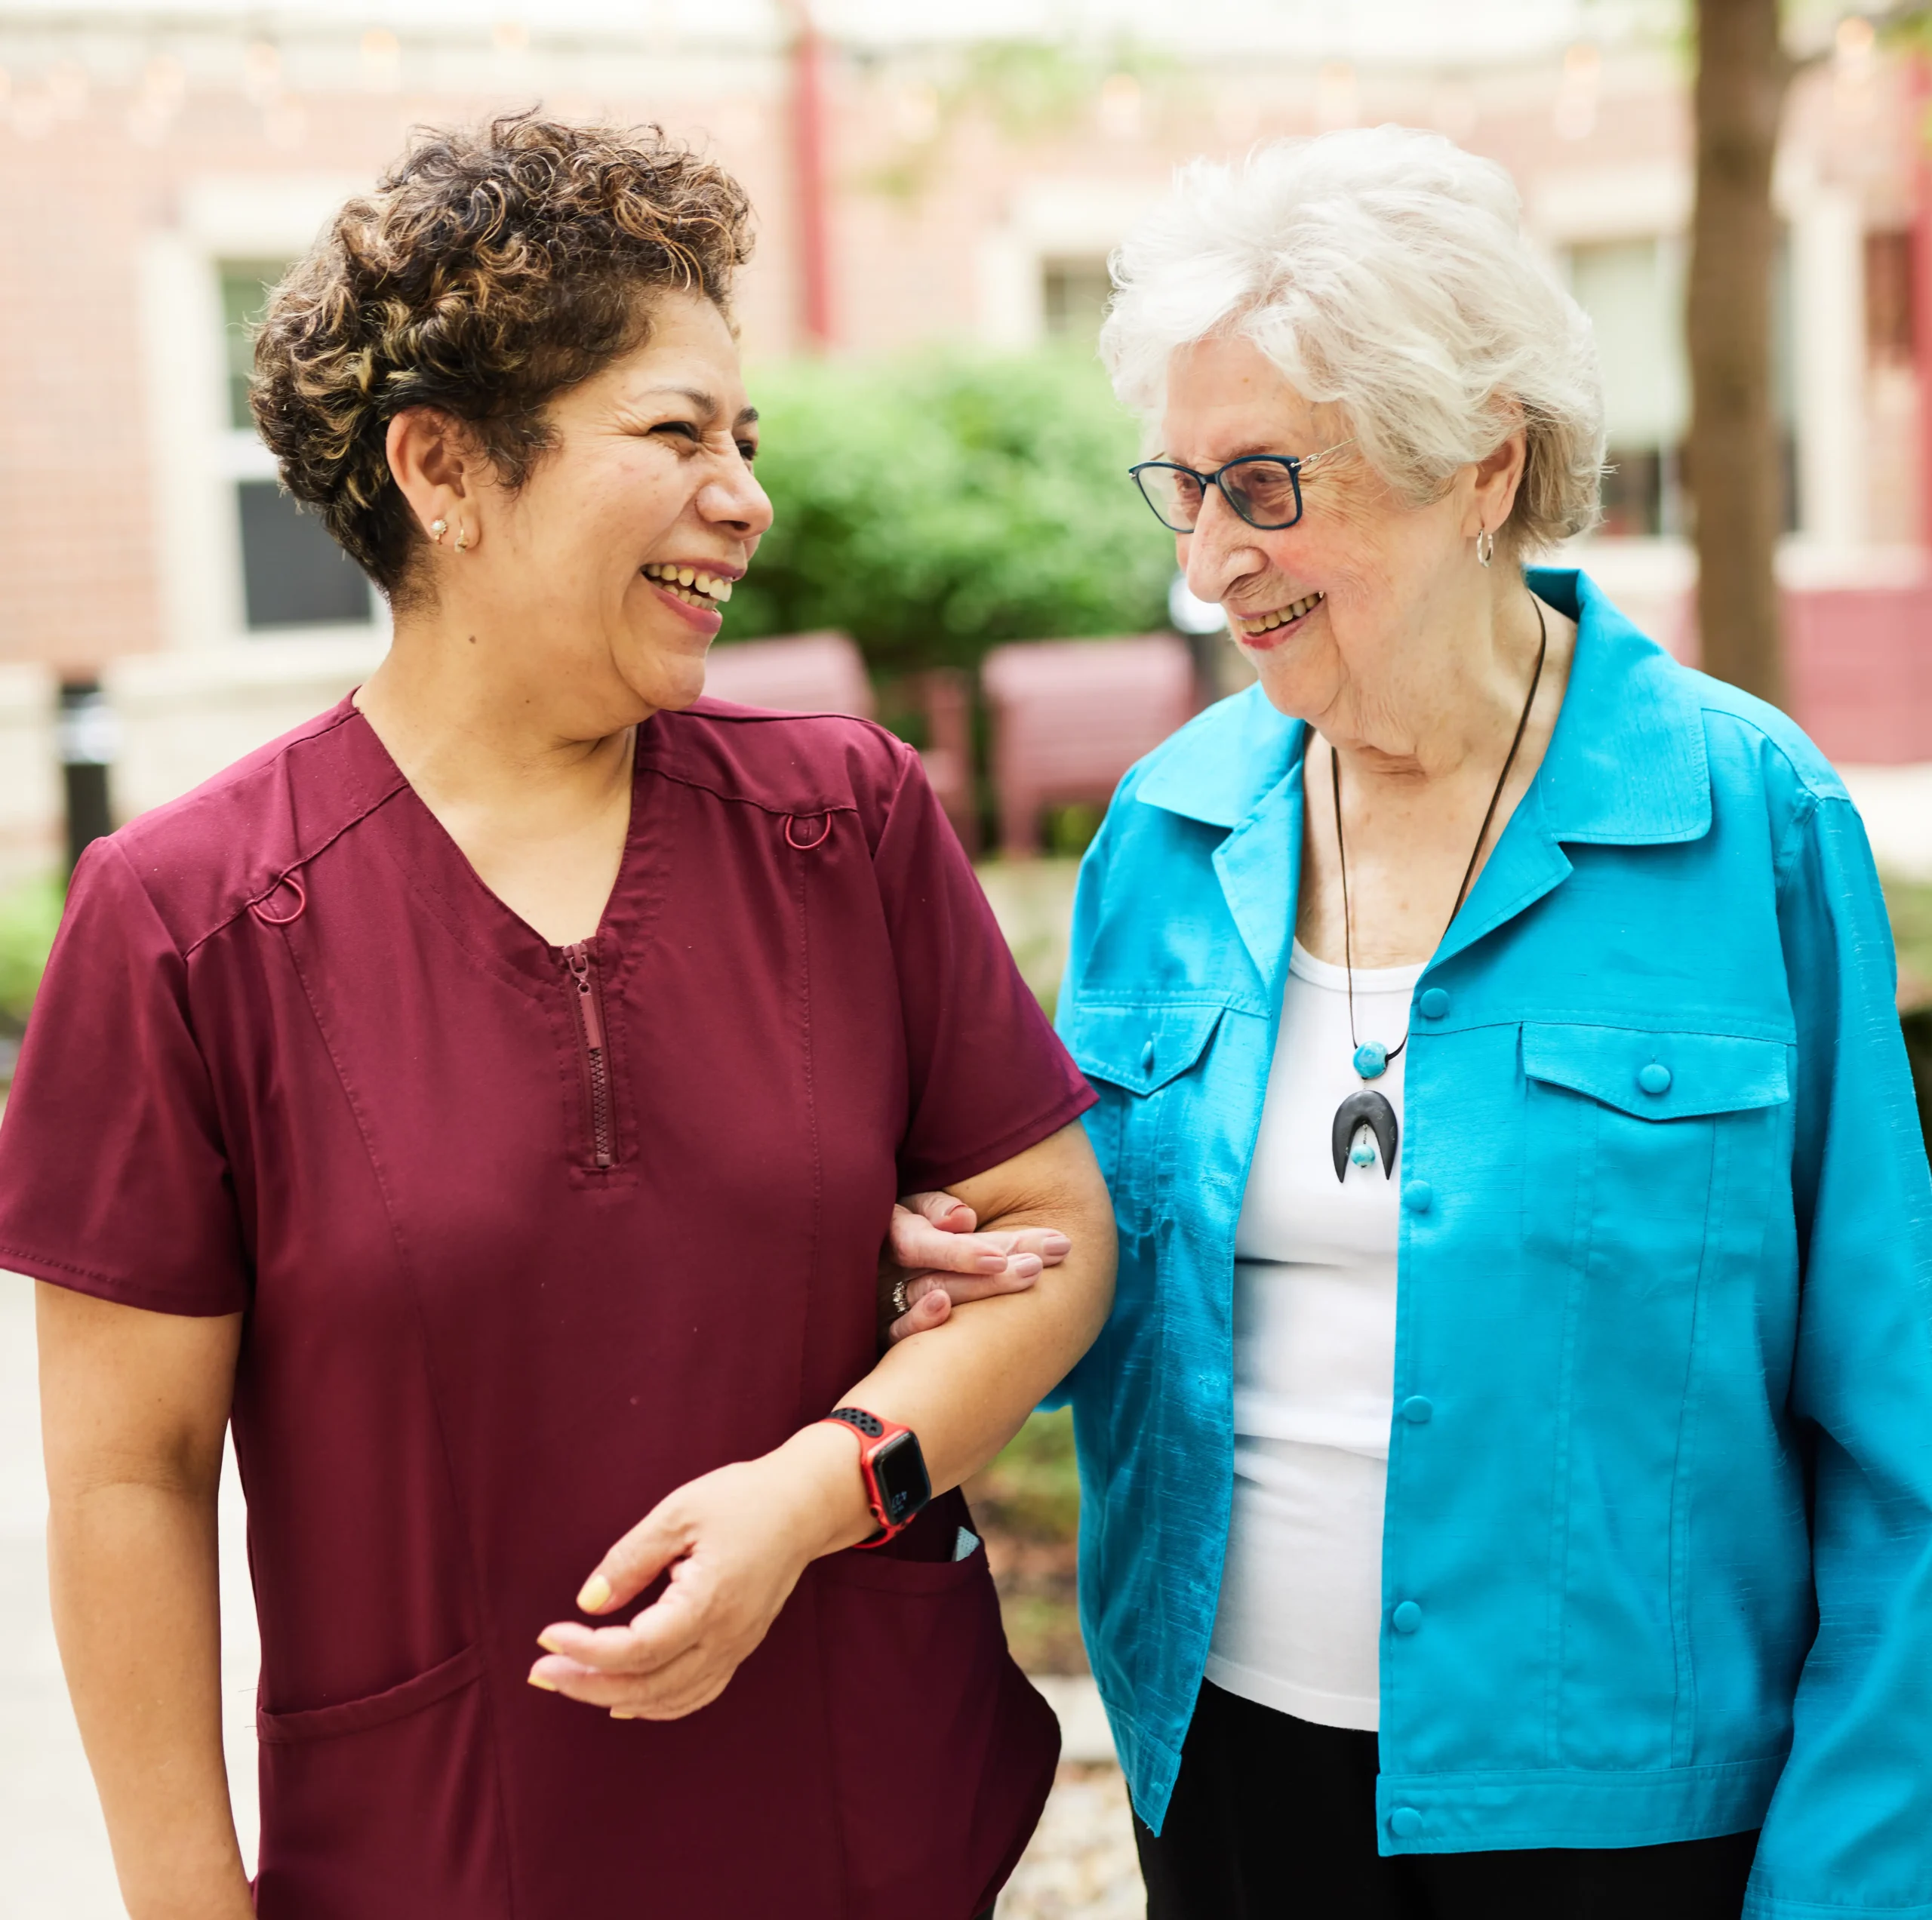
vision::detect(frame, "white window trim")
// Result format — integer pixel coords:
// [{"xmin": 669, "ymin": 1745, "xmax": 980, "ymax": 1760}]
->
[
  {"xmin": 139, "ymin": 173, "xmax": 391, "ymax": 651},
  {"xmin": 975, "ymin": 180, "xmax": 1161, "ymax": 350},
  {"xmin": 1534, "ymin": 158, "xmax": 1869, "ymax": 551}
]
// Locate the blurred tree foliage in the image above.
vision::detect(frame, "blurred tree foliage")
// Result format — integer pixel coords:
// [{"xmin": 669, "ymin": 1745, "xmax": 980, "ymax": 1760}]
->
[
  {"xmin": 723, "ymin": 349, "xmax": 1171, "ymax": 678},
  {"xmin": 970, "ymin": 1406, "xmax": 1082, "ymax": 1542},
  {"xmin": 0, "ymin": 874, "xmax": 62, "ymax": 1029},
  {"xmin": 1889, "ymin": 875, "xmax": 1932, "ymax": 1011}
]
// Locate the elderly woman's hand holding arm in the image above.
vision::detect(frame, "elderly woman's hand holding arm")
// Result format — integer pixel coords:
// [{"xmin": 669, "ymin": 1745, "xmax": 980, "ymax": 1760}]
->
[
  {"xmin": 879, "ymin": 1188, "xmax": 1074, "ymax": 1343},
  {"xmin": 528, "ymin": 1121, "xmax": 1113, "ymax": 1719}
]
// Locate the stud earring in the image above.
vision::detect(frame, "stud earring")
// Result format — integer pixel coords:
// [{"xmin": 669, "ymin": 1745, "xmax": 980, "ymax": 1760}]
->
[
  {"xmin": 1475, "ymin": 528, "xmax": 1495, "ymax": 568},
  {"xmin": 430, "ymin": 518, "xmax": 448, "ymax": 543},
  {"xmin": 454, "ymin": 527, "xmax": 469, "ymax": 553}
]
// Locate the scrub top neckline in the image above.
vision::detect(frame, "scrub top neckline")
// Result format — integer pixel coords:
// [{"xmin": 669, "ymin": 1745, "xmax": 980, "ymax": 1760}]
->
[{"xmin": 337, "ymin": 694, "xmax": 660, "ymax": 992}]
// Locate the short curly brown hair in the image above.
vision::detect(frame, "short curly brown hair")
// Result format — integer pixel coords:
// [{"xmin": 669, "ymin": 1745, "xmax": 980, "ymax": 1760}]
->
[{"xmin": 251, "ymin": 113, "xmax": 754, "ymax": 601}]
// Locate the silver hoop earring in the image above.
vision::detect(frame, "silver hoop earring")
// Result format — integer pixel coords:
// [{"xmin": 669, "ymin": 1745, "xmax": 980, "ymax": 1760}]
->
[
  {"xmin": 1475, "ymin": 528, "xmax": 1495, "ymax": 568},
  {"xmin": 430, "ymin": 518, "xmax": 448, "ymax": 543}
]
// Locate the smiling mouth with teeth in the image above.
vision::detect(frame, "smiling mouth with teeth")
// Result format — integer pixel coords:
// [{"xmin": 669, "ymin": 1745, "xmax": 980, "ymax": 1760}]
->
[
  {"xmin": 641, "ymin": 562, "xmax": 734, "ymax": 606},
  {"xmin": 1234, "ymin": 589, "xmax": 1324, "ymax": 638}
]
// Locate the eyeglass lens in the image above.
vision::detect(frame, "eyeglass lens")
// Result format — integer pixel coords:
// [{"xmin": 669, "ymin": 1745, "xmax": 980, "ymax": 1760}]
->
[
  {"xmin": 1136, "ymin": 466, "xmax": 1206, "ymax": 528},
  {"xmin": 1223, "ymin": 459, "xmax": 1302, "ymax": 528},
  {"xmin": 1136, "ymin": 458, "xmax": 1303, "ymax": 531}
]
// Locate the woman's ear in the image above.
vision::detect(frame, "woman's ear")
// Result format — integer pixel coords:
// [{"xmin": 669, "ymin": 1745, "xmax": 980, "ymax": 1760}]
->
[
  {"xmin": 386, "ymin": 408, "xmax": 475, "ymax": 546},
  {"xmin": 1466, "ymin": 423, "xmax": 1528, "ymax": 540}
]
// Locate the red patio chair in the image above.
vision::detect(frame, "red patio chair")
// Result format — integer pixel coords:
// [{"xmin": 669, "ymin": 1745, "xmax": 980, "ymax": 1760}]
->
[{"xmin": 981, "ymin": 635, "xmax": 1195, "ymax": 857}]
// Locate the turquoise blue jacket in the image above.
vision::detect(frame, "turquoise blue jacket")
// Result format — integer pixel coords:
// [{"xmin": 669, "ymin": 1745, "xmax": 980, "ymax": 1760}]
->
[{"xmin": 1052, "ymin": 571, "xmax": 1932, "ymax": 1914}]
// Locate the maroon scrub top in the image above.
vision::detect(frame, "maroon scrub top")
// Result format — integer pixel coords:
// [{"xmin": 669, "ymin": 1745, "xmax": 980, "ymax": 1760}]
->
[{"xmin": 0, "ymin": 695, "xmax": 1094, "ymax": 1920}]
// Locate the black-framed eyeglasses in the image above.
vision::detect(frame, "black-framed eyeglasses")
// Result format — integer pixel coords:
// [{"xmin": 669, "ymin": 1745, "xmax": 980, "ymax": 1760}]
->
[{"xmin": 1128, "ymin": 438, "xmax": 1355, "ymax": 533}]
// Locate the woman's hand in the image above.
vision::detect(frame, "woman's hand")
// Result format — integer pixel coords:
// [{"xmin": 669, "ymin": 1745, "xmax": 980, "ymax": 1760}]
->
[
  {"xmin": 529, "ymin": 1423, "xmax": 871, "ymax": 1722},
  {"xmin": 881, "ymin": 1190, "xmax": 1072, "ymax": 1344}
]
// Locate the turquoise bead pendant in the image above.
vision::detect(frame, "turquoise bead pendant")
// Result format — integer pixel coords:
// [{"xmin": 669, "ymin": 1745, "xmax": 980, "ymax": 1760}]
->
[
  {"xmin": 1353, "ymin": 1041, "xmax": 1389, "ymax": 1079},
  {"xmin": 1349, "ymin": 1133, "xmax": 1378, "ymax": 1169}
]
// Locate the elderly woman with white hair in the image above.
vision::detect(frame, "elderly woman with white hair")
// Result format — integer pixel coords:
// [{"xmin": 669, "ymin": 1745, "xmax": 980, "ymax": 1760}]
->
[{"xmin": 1035, "ymin": 128, "xmax": 1932, "ymax": 1917}]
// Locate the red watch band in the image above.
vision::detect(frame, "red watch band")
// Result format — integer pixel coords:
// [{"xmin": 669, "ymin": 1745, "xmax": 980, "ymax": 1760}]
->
[{"xmin": 818, "ymin": 1407, "xmax": 928, "ymax": 1547}]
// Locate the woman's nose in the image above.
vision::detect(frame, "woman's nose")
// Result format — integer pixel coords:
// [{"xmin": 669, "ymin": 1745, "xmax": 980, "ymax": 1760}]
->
[
  {"xmin": 1184, "ymin": 505, "xmax": 1261, "ymax": 607},
  {"xmin": 700, "ymin": 458, "xmax": 774, "ymax": 537}
]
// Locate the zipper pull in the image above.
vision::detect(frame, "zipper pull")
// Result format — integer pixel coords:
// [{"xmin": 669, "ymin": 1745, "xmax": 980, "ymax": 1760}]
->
[{"xmin": 563, "ymin": 941, "xmax": 606, "ymax": 1053}]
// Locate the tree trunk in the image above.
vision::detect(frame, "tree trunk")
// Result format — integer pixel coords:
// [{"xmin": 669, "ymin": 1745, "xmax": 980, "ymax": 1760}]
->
[{"xmin": 1686, "ymin": 0, "xmax": 1793, "ymax": 706}]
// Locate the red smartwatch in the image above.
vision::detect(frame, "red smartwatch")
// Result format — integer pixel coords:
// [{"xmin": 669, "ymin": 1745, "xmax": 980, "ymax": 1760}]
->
[{"xmin": 819, "ymin": 1407, "xmax": 931, "ymax": 1547}]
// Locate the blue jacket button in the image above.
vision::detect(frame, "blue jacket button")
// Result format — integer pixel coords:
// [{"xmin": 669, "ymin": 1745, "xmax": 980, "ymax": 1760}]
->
[
  {"xmin": 1419, "ymin": 987, "xmax": 1451, "ymax": 1020},
  {"xmin": 1638, "ymin": 1061, "xmax": 1672, "ymax": 1095},
  {"xmin": 1403, "ymin": 1181, "xmax": 1433, "ymax": 1215},
  {"xmin": 1141, "ymin": 1039, "xmax": 1155, "ymax": 1073},
  {"xmin": 1390, "ymin": 1806, "xmax": 1423, "ymax": 1839},
  {"xmin": 1392, "ymin": 1600, "xmax": 1423, "ymax": 1634},
  {"xmin": 1401, "ymin": 1395, "xmax": 1434, "ymax": 1424}
]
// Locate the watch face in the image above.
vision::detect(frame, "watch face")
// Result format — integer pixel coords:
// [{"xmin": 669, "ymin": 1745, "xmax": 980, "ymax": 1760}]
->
[{"xmin": 872, "ymin": 1430, "xmax": 931, "ymax": 1527}]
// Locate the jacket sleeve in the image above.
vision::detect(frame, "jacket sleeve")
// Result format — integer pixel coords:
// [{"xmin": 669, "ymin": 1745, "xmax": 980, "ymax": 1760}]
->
[
  {"xmin": 1038, "ymin": 780, "xmax": 1126, "ymax": 1411},
  {"xmin": 1746, "ymin": 791, "xmax": 1932, "ymax": 1918}
]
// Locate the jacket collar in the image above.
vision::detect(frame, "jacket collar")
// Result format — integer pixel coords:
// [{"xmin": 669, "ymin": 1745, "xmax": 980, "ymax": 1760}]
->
[
  {"xmin": 1129, "ymin": 569, "xmax": 1712, "ymax": 994},
  {"xmin": 1524, "ymin": 568, "xmax": 1711, "ymax": 846},
  {"xmin": 1134, "ymin": 679, "xmax": 1303, "ymax": 829},
  {"xmin": 1134, "ymin": 568, "xmax": 1712, "ymax": 849}
]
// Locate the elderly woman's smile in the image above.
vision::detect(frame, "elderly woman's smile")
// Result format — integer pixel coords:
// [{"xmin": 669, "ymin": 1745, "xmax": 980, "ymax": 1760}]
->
[{"xmin": 1228, "ymin": 589, "xmax": 1326, "ymax": 645}]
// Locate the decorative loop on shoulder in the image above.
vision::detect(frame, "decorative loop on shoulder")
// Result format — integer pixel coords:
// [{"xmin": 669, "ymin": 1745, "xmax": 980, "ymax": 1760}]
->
[
  {"xmin": 785, "ymin": 813, "xmax": 832, "ymax": 852},
  {"xmin": 249, "ymin": 870, "xmax": 307, "ymax": 926}
]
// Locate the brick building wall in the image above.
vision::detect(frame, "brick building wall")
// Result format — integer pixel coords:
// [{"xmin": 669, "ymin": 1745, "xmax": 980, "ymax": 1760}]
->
[{"xmin": 0, "ymin": 7, "xmax": 1921, "ymax": 824}]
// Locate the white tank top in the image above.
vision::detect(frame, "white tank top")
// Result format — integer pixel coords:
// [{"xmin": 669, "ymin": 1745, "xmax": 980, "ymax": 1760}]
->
[{"xmin": 1204, "ymin": 938, "xmax": 1422, "ymax": 1732}]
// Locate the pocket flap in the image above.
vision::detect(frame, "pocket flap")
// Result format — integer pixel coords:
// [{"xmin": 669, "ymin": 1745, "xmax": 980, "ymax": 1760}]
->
[
  {"xmin": 257, "ymin": 1643, "xmax": 484, "ymax": 1744},
  {"xmin": 1063, "ymin": 1001, "xmax": 1225, "ymax": 1096},
  {"xmin": 1522, "ymin": 1023, "xmax": 1789, "ymax": 1120}
]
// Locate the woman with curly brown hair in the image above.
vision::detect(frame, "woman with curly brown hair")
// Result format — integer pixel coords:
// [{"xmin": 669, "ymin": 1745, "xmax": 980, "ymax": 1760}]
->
[{"xmin": 0, "ymin": 115, "xmax": 1113, "ymax": 1920}]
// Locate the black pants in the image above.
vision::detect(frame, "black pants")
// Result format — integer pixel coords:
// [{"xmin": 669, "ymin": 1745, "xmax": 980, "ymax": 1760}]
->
[{"xmin": 1136, "ymin": 1682, "xmax": 1759, "ymax": 1920}]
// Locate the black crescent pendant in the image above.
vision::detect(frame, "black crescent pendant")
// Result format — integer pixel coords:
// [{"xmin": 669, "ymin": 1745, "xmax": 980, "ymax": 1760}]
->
[{"xmin": 1331, "ymin": 1089, "xmax": 1399, "ymax": 1183}]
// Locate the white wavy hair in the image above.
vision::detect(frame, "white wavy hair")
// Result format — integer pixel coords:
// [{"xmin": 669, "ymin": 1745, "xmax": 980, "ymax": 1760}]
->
[{"xmin": 1100, "ymin": 126, "xmax": 1606, "ymax": 550}]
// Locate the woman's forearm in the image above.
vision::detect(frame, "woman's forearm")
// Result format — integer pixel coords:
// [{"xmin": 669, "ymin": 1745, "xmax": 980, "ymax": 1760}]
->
[
  {"xmin": 541, "ymin": 1125, "xmax": 1114, "ymax": 1709},
  {"xmin": 48, "ymin": 1477, "xmax": 254, "ymax": 1920},
  {"xmin": 783, "ymin": 1122, "xmax": 1118, "ymax": 1560}
]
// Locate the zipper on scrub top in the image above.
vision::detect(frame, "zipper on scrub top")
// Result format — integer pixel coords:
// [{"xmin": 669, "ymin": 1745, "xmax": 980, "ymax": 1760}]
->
[{"xmin": 562, "ymin": 941, "xmax": 614, "ymax": 1169}]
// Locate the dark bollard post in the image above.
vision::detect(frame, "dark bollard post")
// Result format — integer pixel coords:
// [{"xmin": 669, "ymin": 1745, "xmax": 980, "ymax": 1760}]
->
[
  {"xmin": 57, "ymin": 681, "xmax": 116, "ymax": 875},
  {"xmin": 1903, "ymin": 1008, "xmax": 1932, "ymax": 1160}
]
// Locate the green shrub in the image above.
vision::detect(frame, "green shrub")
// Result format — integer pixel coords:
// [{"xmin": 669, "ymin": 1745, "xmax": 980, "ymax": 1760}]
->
[
  {"xmin": 724, "ymin": 348, "xmax": 1171, "ymax": 676},
  {"xmin": 968, "ymin": 1406, "xmax": 1081, "ymax": 1542},
  {"xmin": 0, "ymin": 873, "xmax": 63, "ymax": 1029}
]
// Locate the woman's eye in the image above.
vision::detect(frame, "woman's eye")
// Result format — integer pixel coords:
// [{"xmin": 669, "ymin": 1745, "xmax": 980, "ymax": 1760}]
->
[
  {"xmin": 737, "ymin": 442, "xmax": 758, "ymax": 464},
  {"xmin": 654, "ymin": 421, "xmax": 702, "ymax": 445}
]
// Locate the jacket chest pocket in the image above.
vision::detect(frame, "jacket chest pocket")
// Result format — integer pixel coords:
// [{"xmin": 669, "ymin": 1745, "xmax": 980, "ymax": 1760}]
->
[
  {"xmin": 1520, "ymin": 1022, "xmax": 1791, "ymax": 1293},
  {"xmin": 1516, "ymin": 1022, "xmax": 1793, "ymax": 1765},
  {"xmin": 1064, "ymin": 1001, "xmax": 1226, "ymax": 1238}
]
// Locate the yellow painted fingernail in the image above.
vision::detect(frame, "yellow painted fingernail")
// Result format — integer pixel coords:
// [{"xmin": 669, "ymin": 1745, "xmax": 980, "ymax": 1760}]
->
[
  {"xmin": 528, "ymin": 1673, "xmax": 559, "ymax": 1692},
  {"xmin": 537, "ymin": 1630, "xmax": 564, "ymax": 1654},
  {"xmin": 577, "ymin": 1574, "xmax": 613, "ymax": 1613}
]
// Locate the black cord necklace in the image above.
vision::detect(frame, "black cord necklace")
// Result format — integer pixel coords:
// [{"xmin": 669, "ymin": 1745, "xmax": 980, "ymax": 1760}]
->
[{"xmin": 1327, "ymin": 595, "xmax": 1549, "ymax": 1183}]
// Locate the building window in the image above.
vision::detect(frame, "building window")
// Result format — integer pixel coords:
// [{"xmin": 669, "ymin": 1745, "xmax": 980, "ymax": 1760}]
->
[
  {"xmin": 1567, "ymin": 237, "xmax": 1688, "ymax": 537},
  {"xmin": 1041, "ymin": 257, "xmax": 1112, "ymax": 345},
  {"xmin": 1866, "ymin": 229, "xmax": 1914, "ymax": 368},
  {"xmin": 218, "ymin": 260, "xmax": 374, "ymax": 633},
  {"xmin": 1567, "ymin": 234, "xmax": 1795, "ymax": 538}
]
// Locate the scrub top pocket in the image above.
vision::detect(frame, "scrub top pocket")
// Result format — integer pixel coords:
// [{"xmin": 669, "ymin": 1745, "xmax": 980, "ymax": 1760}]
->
[{"xmin": 813, "ymin": 1490, "xmax": 1058, "ymax": 1920}]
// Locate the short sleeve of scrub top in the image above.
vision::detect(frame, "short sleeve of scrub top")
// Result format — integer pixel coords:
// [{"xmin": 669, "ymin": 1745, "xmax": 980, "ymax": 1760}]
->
[
  {"xmin": 0, "ymin": 695, "xmax": 1094, "ymax": 1920},
  {"xmin": 0, "ymin": 832, "xmax": 251, "ymax": 1314}
]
